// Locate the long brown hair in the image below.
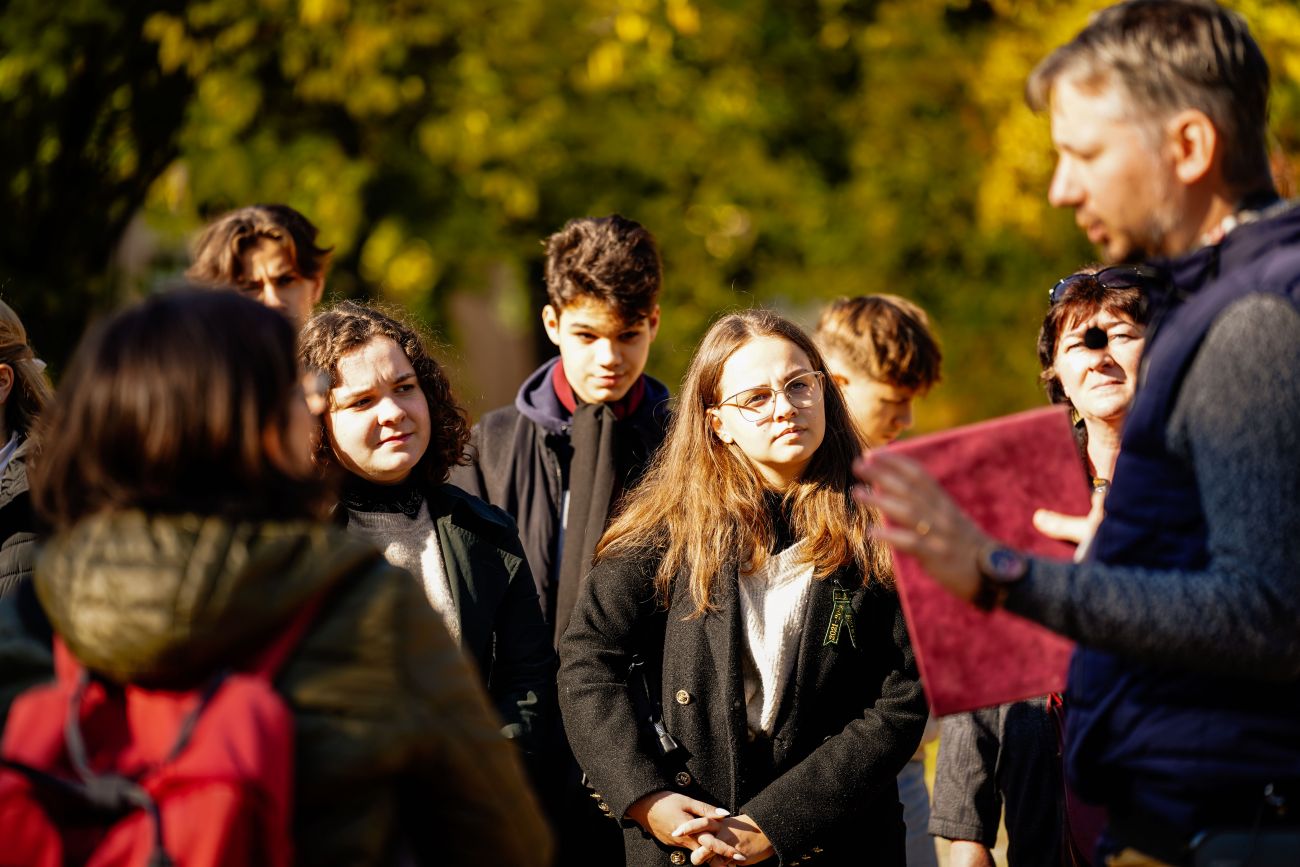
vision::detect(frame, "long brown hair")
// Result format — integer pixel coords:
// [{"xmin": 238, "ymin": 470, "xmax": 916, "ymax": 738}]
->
[{"xmin": 597, "ymin": 309, "xmax": 890, "ymax": 617}]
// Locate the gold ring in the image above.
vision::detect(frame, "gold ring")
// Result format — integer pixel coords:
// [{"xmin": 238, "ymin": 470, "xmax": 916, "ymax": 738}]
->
[{"xmin": 915, "ymin": 520, "xmax": 931, "ymax": 536}]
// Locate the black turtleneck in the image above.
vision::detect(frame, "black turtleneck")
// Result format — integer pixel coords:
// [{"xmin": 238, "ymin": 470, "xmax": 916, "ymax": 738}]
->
[{"xmin": 341, "ymin": 474, "xmax": 425, "ymax": 518}]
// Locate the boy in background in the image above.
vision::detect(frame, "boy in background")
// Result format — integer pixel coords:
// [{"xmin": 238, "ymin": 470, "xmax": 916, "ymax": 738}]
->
[
  {"xmin": 815, "ymin": 294, "xmax": 941, "ymax": 447},
  {"xmin": 187, "ymin": 204, "xmax": 330, "ymax": 328},
  {"xmin": 816, "ymin": 293, "xmax": 942, "ymax": 867},
  {"xmin": 451, "ymin": 214, "xmax": 669, "ymax": 862},
  {"xmin": 454, "ymin": 214, "xmax": 669, "ymax": 640}
]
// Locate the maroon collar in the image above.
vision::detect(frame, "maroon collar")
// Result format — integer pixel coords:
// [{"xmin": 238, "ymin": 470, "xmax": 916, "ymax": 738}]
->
[{"xmin": 551, "ymin": 361, "xmax": 646, "ymax": 420}]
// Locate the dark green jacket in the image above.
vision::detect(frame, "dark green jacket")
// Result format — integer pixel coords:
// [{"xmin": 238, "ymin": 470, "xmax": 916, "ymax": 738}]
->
[
  {"xmin": 0, "ymin": 436, "xmax": 36, "ymax": 600},
  {"xmin": 410, "ymin": 483, "xmax": 557, "ymax": 752},
  {"xmin": 0, "ymin": 511, "xmax": 553, "ymax": 867}
]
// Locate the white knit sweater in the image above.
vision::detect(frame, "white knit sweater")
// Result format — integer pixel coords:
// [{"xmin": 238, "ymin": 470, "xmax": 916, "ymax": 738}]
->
[
  {"xmin": 738, "ymin": 540, "xmax": 815, "ymax": 738},
  {"xmin": 345, "ymin": 502, "xmax": 461, "ymax": 646}
]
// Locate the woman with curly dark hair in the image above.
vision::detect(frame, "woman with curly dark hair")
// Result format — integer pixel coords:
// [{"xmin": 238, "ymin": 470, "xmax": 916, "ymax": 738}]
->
[{"xmin": 299, "ymin": 301, "xmax": 557, "ymax": 763}]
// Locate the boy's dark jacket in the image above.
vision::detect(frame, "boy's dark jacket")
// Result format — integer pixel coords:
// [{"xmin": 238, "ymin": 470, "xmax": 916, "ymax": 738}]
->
[{"xmin": 450, "ymin": 356, "xmax": 670, "ymax": 642}]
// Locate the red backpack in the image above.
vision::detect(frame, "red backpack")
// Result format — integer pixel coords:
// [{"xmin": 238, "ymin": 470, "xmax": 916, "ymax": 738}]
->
[{"xmin": 0, "ymin": 602, "xmax": 319, "ymax": 867}]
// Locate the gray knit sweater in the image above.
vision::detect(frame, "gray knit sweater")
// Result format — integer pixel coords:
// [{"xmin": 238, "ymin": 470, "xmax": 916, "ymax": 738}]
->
[{"xmin": 345, "ymin": 503, "xmax": 462, "ymax": 646}]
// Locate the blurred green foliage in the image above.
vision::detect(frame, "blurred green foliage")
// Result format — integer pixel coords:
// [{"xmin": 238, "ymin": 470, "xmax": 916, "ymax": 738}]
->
[{"xmin": 1, "ymin": 0, "xmax": 1297, "ymax": 426}]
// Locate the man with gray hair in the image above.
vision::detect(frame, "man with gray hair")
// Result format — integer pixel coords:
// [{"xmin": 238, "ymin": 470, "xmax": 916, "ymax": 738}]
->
[{"xmin": 855, "ymin": 2, "xmax": 1300, "ymax": 864}]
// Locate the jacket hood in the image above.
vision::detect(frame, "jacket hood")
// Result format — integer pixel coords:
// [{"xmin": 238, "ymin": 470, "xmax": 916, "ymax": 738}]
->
[
  {"xmin": 34, "ymin": 511, "xmax": 382, "ymax": 685},
  {"xmin": 514, "ymin": 356, "xmax": 671, "ymax": 437},
  {"xmin": 514, "ymin": 357, "xmax": 570, "ymax": 435}
]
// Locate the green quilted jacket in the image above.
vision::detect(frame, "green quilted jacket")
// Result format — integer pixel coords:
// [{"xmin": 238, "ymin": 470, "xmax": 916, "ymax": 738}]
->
[{"xmin": 0, "ymin": 511, "xmax": 553, "ymax": 867}]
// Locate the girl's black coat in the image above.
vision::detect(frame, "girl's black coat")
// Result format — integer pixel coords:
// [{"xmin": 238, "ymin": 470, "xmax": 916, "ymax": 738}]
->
[{"xmin": 558, "ymin": 552, "xmax": 927, "ymax": 866}]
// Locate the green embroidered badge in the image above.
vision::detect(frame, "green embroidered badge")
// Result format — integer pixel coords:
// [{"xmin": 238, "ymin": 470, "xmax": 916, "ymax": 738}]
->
[{"xmin": 823, "ymin": 588, "xmax": 857, "ymax": 648}]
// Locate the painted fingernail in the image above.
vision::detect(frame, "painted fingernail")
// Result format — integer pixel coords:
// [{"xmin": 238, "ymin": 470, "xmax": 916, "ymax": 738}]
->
[
  {"xmin": 734, "ymin": 855, "xmax": 747, "ymax": 862},
  {"xmin": 671, "ymin": 825, "xmax": 687, "ymax": 837},
  {"xmin": 714, "ymin": 807, "xmax": 730, "ymax": 817}
]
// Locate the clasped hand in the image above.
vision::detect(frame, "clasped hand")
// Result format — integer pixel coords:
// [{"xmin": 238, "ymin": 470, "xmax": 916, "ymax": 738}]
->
[{"xmin": 626, "ymin": 791, "xmax": 774, "ymax": 865}]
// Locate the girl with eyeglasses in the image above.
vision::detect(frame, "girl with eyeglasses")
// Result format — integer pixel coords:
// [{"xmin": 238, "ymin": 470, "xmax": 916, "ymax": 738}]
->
[{"xmin": 558, "ymin": 310, "xmax": 926, "ymax": 866}]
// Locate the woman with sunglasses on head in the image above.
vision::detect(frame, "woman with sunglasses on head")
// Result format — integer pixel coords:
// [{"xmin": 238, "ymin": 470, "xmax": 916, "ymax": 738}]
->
[
  {"xmin": 559, "ymin": 310, "xmax": 927, "ymax": 866},
  {"xmin": 1029, "ymin": 266, "xmax": 1151, "ymax": 553},
  {"xmin": 298, "ymin": 301, "xmax": 557, "ymax": 777},
  {"xmin": 929, "ymin": 267, "xmax": 1152, "ymax": 867}
]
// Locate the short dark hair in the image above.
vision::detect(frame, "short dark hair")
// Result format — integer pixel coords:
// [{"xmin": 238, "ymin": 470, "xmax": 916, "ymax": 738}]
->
[
  {"xmin": 1037, "ymin": 267, "xmax": 1152, "ymax": 405},
  {"xmin": 187, "ymin": 204, "xmax": 333, "ymax": 288},
  {"xmin": 31, "ymin": 290, "xmax": 328, "ymax": 530},
  {"xmin": 298, "ymin": 301, "xmax": 471, "ymax": 485},
  {"xmin": 814, "ymin": 294, "xmax": 942, "ymax": 393},
  {"xmin": 0, "ymin": 299, "xmax": 52, "ymax": 438},
  {"xmin": 544, "ymin": 214, "xmax": 662, "ymax": 323},
  {"xmin": 1026, "ymin": 0, "xmax": 1273, "ymax": 197}
]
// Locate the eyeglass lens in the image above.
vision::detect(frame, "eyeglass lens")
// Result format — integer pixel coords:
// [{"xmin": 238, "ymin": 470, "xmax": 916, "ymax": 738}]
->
[{"xmin": 731, "ymin": 372, "xmax": 823, "ymax": 421}]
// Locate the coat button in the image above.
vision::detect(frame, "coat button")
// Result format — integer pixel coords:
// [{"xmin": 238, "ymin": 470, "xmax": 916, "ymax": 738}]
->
[
  {"xmin": 674, "ymin": 771, "xmax": 692, "ymax": 787},
  {"xmin": 670, "ymin": 851, "xmax": 687, "ymax": 865},
  {"xmin": 675, "ymin": 689, "xmax": 692, "ymax": 705},
  {"xmin": 597, "ymin": 801, "xmax": 611, "ymax": 813}
]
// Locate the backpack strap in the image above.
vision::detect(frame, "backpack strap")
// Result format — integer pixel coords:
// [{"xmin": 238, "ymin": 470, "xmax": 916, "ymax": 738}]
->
[{"xmin": 247, "ymin": 591, "xmax": 328, "ymax": 680}]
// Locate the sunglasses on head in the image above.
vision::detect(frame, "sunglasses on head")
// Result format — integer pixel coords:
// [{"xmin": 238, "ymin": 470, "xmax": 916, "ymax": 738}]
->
[{"xmin": 1048, "ymin": 264, "xmax": 1165, "ymax": 305}]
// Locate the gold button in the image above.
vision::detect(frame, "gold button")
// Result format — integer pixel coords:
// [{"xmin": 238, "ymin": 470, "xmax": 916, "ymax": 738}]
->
[
  {"xmin": 598, "ymin": 801, "xmax": 610, "ymax": 813},
  {"xmin": 675, "ymin": 689, "xmax": 692, "ymax": 705},
  {"xmin": 812, "ymin": 847, "xmax": 824, "ymax": 854},
  {"xmin": 670, "ymin": 852, "xmax": 687, "ymax": 865},
  {"xmin": 674, "ymin": 771, "xmax": 692, "ymax": 787}
]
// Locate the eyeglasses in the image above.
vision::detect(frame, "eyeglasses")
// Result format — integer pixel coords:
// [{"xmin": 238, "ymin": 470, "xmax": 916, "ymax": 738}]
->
[
  {"xmin": 714, "ymin": 371, "xmax": 825, "ymax": 423},
  {"xmin": 1048, "ymin": 264, "xmax": 1164, "ymax": 305},
  {"xmin": 299, "ymin": 369, "xmax": 331, "ymax": 416}
]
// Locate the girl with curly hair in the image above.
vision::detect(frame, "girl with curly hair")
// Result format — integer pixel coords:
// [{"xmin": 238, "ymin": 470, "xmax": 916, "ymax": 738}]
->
[{"xmin": 299, "ymin": 301, "xmax": 556, "ymax": 761}]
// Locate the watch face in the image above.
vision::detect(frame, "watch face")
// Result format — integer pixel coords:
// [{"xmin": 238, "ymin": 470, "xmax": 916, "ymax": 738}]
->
[{"xmin": 986, "ymin": 547, "xmax": 1028, "ymax": 583}]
